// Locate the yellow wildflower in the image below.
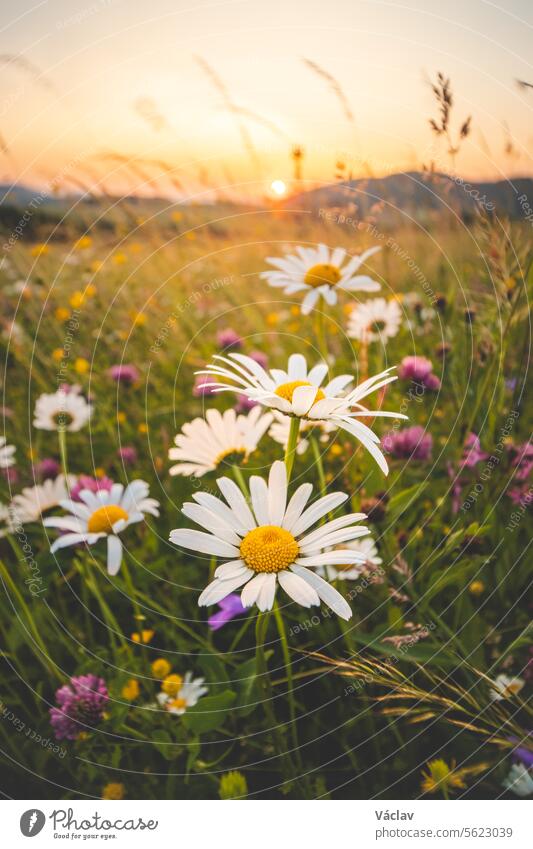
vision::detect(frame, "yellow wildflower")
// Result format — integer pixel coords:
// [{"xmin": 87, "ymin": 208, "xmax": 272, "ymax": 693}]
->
[
  {"xmin": 74, "ymin": 358, "xmax": 89, "ymax": 375},
  {"xmin": 151, "ymin": 658, "xmax": 171, "ymax": 679},
  {"xmin": 55, "ymin": 307, "xmax": 70, "ymax": 322},
  {"xmin": 132, "ymin": 629, "xmax": 154, "ymax": 644},
  {"xmin": 69, "ymin": 291, "xmax": 85, "ymax": 309},
  {"xmin": 102, "ymin": 783, "xmax": 125, "ymax": 800},
  {"xmin": 52, "ymin": 348, "xmax": 64, "ymax": 362},
  {"xmin": 74, "ymin": 236, "xmax": 92, "ymax": 250},
  {"xmin": 31, "ymin": 243, "xmax": 49, "ymax": 257},
  {"xmin": 421, "ymin": 759, "xmax": 488, "ymax": 796},
  {"xmin": 162, "ymin": 674, "xmax": 183, "ymax": 697},
  {"xmin": 121, "ymin": 679, "xmax": 140, "ymax": 701}
]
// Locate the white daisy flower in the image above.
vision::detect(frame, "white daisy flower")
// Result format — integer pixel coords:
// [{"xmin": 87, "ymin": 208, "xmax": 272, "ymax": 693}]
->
[
  {"xmin": 269, "ymin": 411, "xmax": 336, "ymax": 455},
  {"xmin": 261, "ymin": 244, "xmax": 381, "ymax": 315},
  {"xmin": 316, "ymin": 536, "xmax": 382, "ymax": 581},
  {"xmin": 0, "ymin": 436, "xmax": 16, "ymax": 468},
  {"xmin": 169, "ymin": 407, "xmax": 272, "ymax": 478},
  {"xmin": 170, "ymin": 460, "xmax": 371, "ymax": 620},
  {"xmin": 502, "ymin": 764, "xmax": 533, "ymax": 797},
  {"xmin": 43, "ymin": 480, "xmax": 160, "ymax": 576},
  {"xmin": 198, "ymin": 352, "xmax": 406, "ymax": 474},
  {"xmin": 34, "ymin": 388, "xmax": 92, "ymax": 432},
  {"xmin": 347, "ymin": 297, "xmax": 402, "ymax": 343},
  {"xmin": 9, "ymin": 475, "xmax": 76, "ymax": 525},
  {"xmin": 156, "ymin": 672, "xmax": 208, "ymax": 715},
  {"xmin": 489, "ymin": 674, "xmax": 525, "ymax": 702}
]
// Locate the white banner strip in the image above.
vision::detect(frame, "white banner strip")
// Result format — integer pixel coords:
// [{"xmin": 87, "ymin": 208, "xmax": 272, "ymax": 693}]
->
[{"xmin": 4, "ymin": 799, "xmax": 530, "ymax": 848}]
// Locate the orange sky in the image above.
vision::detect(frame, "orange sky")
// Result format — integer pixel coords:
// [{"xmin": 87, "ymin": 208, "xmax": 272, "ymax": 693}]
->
[{"xmin": 1, "ymin": 0, "xmax": 532, "ymax": 201}]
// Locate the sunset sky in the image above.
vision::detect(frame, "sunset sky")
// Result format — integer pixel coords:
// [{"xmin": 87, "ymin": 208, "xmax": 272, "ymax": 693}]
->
[{"xmin": 1, "ymin": 0, "xmax": 532, "ymax": 200}]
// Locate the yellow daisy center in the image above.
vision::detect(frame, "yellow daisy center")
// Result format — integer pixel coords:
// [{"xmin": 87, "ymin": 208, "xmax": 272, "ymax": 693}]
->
[
  {"xmin": 304, "ymin": 263, "xmax": 342, "ymax": 288},
  {"xmin": 240, "ymin": 525, "xmax": 299, "ymax": 573},
  {"xmin": 274, "ymin": 380, "xmax": 325, "ymax": 404},
  {"xmin": 87, "ymin": 504, "xmax": 129, "ymax": 534},
  {"xmin": 167, "ymin": 697, "xmax": 187, "ymax": 711},
  {"xmin": 215, "ymin": 447, "xmax": 247, "ymax": 467}
]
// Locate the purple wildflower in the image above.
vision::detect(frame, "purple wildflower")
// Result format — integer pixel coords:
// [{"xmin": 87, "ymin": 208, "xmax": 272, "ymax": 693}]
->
[
  {"xmin": 70, "ymin": 475, "xmax": 114, "ymax": 502},
  {"xmin": 1, "ymin": 466, "xmax": 18, "ymax": 484},
  {"xmin": 108, "ymin": 364, "xmax": 140, "ymax": 385},
  {"xmin": 193, "ymin": 374, "xmax": 216, "ymax": 397},
  {"xmin": 507, "ymin": 485, "xmax": 533, "ymax": 508},
  {"xmin": 50, "ymin": 674, "xmax": 108, "ymax": 740},
  {"xmin": 398, "ymin": 356, "xmax": 441, "ymax": 390},
  {"xmin": 208, "ymin": 594, "xmax": 246, "ymax": 631},
  {"xmin": 234, "ymin": 396, "xmax": 257, "ymax": 413},
  {"xmin": 249, "ymin": 350, "xmax": 268, "ymax": 369},
  {"xmin": 460, "ymin": 433, "xmax": 489, "ymax": 469},
  {"xmin": 216, "ymin": 328, "xmax": 242, "ymax": 350},
  {"xmin": 509, "ymin": 442, "xmax": 533, "ymax": 481},
  {"xmin": 382, "ymin": 426, "xmax": 433, "ymax": 461},
  {"xmin": 117, "ymin": 445, "xmax": 137, "ymax": 465},
  {"xmin": 35, "ymin": 458, "xmax": 61, "ymax": 480}
]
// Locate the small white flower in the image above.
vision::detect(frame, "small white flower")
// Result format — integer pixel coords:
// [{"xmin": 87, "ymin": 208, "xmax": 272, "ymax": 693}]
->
[
  {"xmin": 489, "ymin": 674, "xmax": 525, "ymax": 702},
  {"xmin": 156, "ymin": 673, "xmax": 208, "ymax": 715},
  {"xmin": 198, "ymin": 352, "xmax": 406, "ymax": 474},
  {"xmin": 0, "ymin": 436, "xmax": 16, "ymax": 469},
  {"xmin": 34, "ymin": 388, "xmax": 92, "ymax": 432},
  {"xmin": 169, "ymin": 407, "xmax": 272, "ymax": 478},
  {"xmin": 9, "ymin": 475, "xmax": 76, "ymax": 525},
  {"xmin": 261, "ymin": 244, "xmax": 381, "ymax": 314},
  {"xmin": 316, "ymin": 536, "xmax": 382, "ymax": 581},
  {"xmin": 268, "ymin": 411, "xmax": 336, "ymax": 455},
  {"xmin": 502, "ymin": 763, "xmax": 533, "ymax": 797},
  {"xmin": 347, "ymin": 297, "xmax": 402, "ymax": 343},
  {"xmin": 170, "ymin": 460, "xmax": 371, "ymax": 620},
  {"xmin": 43, "ymin": 480, "xmax": 160, "ymax": 576}
]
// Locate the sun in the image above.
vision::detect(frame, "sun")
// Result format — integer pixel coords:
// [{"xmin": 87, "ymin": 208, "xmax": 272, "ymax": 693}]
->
[{"xmin": 270, "ymin": 179, "xmax": 287, "ymax": 197}]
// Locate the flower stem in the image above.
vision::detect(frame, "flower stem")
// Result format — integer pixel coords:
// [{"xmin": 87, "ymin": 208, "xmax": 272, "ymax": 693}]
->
[
  {"xmin": 310, "ymin": 434, "xmax": 327, "ymax": 498},
  {"xmin": 255, "ymin": 611, "xmax": 294, "ymax": 788},
  {"xmin": 273, "ymin": 601, "xmax": 302, "ymax": 762},
  {"xmin": 121, "ymin": 556, "xmax": 144, "ymax": 629},
  {"xmin": 315, "ymin": 309, "xmax": 328, "ymax": 362},
  {"xmin": 284, "ymin": 417, "xmax": 300, "ymax": 480},
  {"xmin": 232, "ymin": 464, "xmax": 248, "ymax": 495},
  {"xmin": 57, "ymin": 427, "xmax": 69, "ymax": 485}
]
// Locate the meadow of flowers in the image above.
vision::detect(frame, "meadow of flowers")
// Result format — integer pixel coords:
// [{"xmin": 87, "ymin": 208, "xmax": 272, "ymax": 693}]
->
[{"xmin": 0, "ymin": 205, "xmax": 531, "ymax": 800}]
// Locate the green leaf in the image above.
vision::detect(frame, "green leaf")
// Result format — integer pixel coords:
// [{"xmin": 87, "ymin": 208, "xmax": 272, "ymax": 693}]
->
[
  {"xmin": 152, "ymin": 729, "xmax": 175, "ymax": 760},
  {"xmin": 234, "ymin": 651, "xmax": 273, "ymax": 717},
  {"xmin": 181, "ymin": 689, "xmax": 236, "ymax": 734}
]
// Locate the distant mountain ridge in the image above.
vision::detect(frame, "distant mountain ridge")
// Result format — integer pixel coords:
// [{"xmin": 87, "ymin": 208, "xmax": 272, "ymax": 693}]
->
[{"xmin": 286, "ymin": 171, "xmax": 533, "ymax": 220}]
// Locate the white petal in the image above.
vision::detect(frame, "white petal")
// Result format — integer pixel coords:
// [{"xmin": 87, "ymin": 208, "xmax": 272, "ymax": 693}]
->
[
  {"xmin": 107, "ymin": 535, "xmax": 123, "ymax": 576},
  {"xmin": 281, "ymin": 483, "xmax": 313, "ymax": 530},
  {"xmin": 278, "ymin": 570, "xmax": 320, "ymax": 607},
  {"xmin": 298, "ymin": 513, "xmax": 367, "ymax": 548},
  {"xmin": 257, "ymin": 572, "xmax": 277, "ymax": 611},
  {"xmin": 169, "ymin": 528, "xmax": 239, "ymax": 557},
  {"xmin": 249, "ymin": 475, "xmax": 270, "ymax": 526},
  {"xmin": 291, "ymin": 493, "xmax": 348, "ymax": 537},
  {"xmin": 50, "ymin": 532, "xmax": 89, "ymax": 552},
  {"xmin": 216, "ymin": 477, "xmax": 256, "ymax": 531},
  {"xmin": 181, "ymin": 503, "xmax": 242, "ymax": 545},
  {"xmin": 198, "ymin": 570, "xmax": 253, "ymax": 606},
  {"xmin": 214, "ymin": 560, "xmax": 248, "ymax": 579},
  {"xmin": 291, "ymin": 564, "xmax": 352, "ymax": 620},
  {"xmin": 241, "ymin": 573, "xmax": 270, "ymax": 608},
  {"xmin": 268, "ymin": 460, "xmax": 287, "ymax": 526},
  {"xmin": 292, "ymin": 384, "xmax": 318, "ymax": 416}
]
